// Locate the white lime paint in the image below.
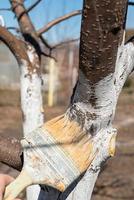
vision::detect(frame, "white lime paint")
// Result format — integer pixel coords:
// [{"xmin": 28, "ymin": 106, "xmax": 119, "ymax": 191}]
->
[
  {"xmin": 20, "ymin": 61, "xmax": 44, "ymax": 134},
  {"xmin": 20, "ymin": 45, "xmax": 44, "ymax": 200},
  {"xmin": 65, "ymin": 42, "xmax": 134, "ymax": 200}
]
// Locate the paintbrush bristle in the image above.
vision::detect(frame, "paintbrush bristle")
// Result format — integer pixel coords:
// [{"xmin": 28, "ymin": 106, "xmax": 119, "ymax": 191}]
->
[{"xmin": 43, "ymin": 115, "xmax": 93, "ymax": 172}]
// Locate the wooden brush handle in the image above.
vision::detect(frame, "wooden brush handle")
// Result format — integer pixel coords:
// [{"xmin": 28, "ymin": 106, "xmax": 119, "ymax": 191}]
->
[{"xmin": 4, "ymin": 170, "xmax": 32, "ymax": 200}]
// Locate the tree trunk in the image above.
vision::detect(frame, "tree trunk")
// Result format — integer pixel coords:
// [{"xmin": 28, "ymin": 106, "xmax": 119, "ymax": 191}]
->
[
  {"xmin": 20, "ymin": 44, "xmax": 44, "ymax": 200},
  {"xmin": 0, "ymin": 2, "xmax": 82, "ymax": 200},
  {"xmin": 38, "ymin": 0, "xmax": 132, "ymax": 200},
  {"xmin": 64, "ymin": 1, "xmax": 130, "ymax": 199}
]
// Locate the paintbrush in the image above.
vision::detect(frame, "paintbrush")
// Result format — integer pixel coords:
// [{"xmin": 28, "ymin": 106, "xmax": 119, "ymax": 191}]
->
[{"xmin": 3, "ymin": 114, "xmax": 99, "ymax": 200}]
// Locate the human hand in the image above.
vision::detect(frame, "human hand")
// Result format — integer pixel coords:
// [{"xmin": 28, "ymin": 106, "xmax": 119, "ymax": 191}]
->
[{"xmin": 0, "ymin": 174, "xmax": 21, "ymax": 200}]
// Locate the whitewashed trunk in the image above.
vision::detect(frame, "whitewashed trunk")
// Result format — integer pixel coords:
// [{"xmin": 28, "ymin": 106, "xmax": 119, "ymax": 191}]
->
[
  {"xmin": 20, "ymin": 46, "xmax": 44, "ymax": 200},
  {"xmin": 65, "ymin": 42, "xmax": 134, "ymax": 200}
]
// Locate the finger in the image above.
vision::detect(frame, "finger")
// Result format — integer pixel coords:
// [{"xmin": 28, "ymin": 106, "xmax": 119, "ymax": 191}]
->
[
  {"xmin": 0, "ymin": 174, "xmax": 14, "ymax": 200},
  {"xmin": 0, "ymin": 174, "xmax": 14, "ymax": 185}
]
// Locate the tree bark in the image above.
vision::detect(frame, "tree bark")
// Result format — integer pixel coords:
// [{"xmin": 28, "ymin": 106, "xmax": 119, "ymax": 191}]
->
[
  {"xmin": 10, "ymin": 0, "xmax": 38, "ymax": 41},
  {"xmin": 0, "ymin": 135, "xmax": 22, "ymax": 171}
]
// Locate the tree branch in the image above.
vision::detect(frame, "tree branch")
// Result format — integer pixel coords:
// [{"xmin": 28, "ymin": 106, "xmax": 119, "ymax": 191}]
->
[
  {"xmin": 41, "ymin": 51, "xmax": 57, "ymax": 62},
  {"xmin": 0, "ymin": 26, "xmax": 31, "ymax": 66},
  {"xmin": 39, "ymin": 35, "xmax": 58, "ymax": 60},
  {"xmin": 0, "ymin": 8, "xmax": 11, "ymax": 11},
  {"xmin": 17, "ymin": 0, "xmax": 42, "ymax": 20},
  {"xmin": 10, "ymin": 0, "xmax": 51, "ymax": 57},
  {"xmin": 39, "ymin": 35, "xmax": 52, "ymax": 50},
  {"xmin": 128, "ymin": 1, "xmax": 134, "ymax": 6},
  {"xmin": 7, "ymin": 26, "xmax": 21, "ymax": 33},
  {"xmin": 37, "ymin": 10, "xmax": 82, "ymax": 36},
  {"xmin": 10, "ymin": 0, "xmax": 39, "ymax": 42},
  {"xmin": 0, "ymin": 135, "xmax": 22, "ymax": 171}
]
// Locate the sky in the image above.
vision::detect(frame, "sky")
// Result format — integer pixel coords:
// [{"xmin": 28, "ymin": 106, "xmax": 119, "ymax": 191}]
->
[{"xmin": 0, "ymin": 0, "xmax": 134, "ymax": 45}]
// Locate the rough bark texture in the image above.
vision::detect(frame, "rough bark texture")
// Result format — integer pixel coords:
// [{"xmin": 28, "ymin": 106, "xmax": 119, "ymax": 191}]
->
[
  {"xmin": 0, "ymin": 135, "xmax": 22, "ymax": 171},
  {"xmin": 79, "ymin": 0, "xmax": 127, "ymax": 83}
]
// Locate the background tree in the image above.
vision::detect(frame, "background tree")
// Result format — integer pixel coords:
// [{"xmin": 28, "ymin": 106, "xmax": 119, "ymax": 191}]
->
[
  {"xmin": 0, "ymin": 0, "xmax": 81, "ymax": 200},
  {"xmin": 0, "ymin": 0, "xmax": 134, "ymax": 200}
]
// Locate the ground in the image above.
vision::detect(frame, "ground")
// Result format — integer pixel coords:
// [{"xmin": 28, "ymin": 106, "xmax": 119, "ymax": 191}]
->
[{"xmin": 0, "ymin": 83, "xmax": 134, "ymax": 200}]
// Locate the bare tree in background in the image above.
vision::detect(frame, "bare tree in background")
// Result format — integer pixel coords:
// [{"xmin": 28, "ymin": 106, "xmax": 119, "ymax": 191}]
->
[
  {"xmin": 1, "ymin": 0, "xmax": 134, "ymax": 200},
  {"xmin": 0, "ymin": 0, "xmax": 81, "ymax": 200}
]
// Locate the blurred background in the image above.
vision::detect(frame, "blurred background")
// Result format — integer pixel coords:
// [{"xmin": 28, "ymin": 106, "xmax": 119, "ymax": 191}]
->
[{"xmin": 0, "ymin": 0, "xmax": 134, "ymax": 199}]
